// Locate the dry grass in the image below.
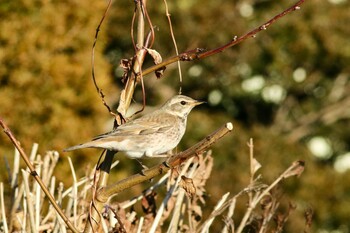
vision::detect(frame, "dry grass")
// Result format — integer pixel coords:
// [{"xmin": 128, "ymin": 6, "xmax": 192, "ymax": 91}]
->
[{"xmin": 0, "ymin": 140, "xmax": 309, "ymax": 233}]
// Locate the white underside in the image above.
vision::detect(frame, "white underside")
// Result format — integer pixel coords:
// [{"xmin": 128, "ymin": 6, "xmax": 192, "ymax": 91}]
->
[{"xmin": 96, "ymin": 137, "xmax": 181, "ymax": 159}]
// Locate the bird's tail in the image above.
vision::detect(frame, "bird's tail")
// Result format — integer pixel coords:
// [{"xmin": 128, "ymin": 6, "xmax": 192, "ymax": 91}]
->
[
  {"xmin": 64, "ymin": 139, "xmax": 117, "ymax": 152},
  {"xmin": 63, "ymin": 143, "xmax": 93, "ymax": 152}
]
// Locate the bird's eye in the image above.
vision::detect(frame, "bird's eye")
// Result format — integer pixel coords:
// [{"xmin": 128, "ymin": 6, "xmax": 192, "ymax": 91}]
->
[{"xmin": 180, "ymin": 101, "xmax": 187, "ymax": 105}]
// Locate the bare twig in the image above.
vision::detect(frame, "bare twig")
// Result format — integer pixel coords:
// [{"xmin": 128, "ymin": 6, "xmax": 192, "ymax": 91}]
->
[
  {"xmin": 142, "ymin": 0, "xmax": 155, "ymax": 48},
  {"xmin": 21, "ymin": 169, "xmax": 36, "ymax": 233},
  {"xmin": 67, "ymin": 157, "xmax": 78, "ymax": 227},
  {"xmin": 200, "ymin": 192, "xmax": 231, "ymax": 233},
  {"xmin": 34, "ymin": 158, "xmax": 41, "ymax": 231},
  {"xmin": 120, "ymin": 172, "xmax": 170, "ymax": 209},
  {"xmin": 84, "ymin": 1, "xmax": 152, "ymax": 232},
  {"xmin": 163, "ymin": 0, "xmax": 183, "ymax": 93},
  {"xmin": 140, "ymin": 0, "xmax": 306, "ymax": 78},
  {"xmin": 0, "ymin": 117, "xmax": 79, "ymax": 233},
  {"xmin": 117, "ymin": 0, "xmax": 151, "ymax": 120},
  {"xmin": 91, "ymin": 0, "xmax": 115, "ymax": 116},
  {"xmin": 0, "ymin": 183, "xmax": 8, "ymax": 233},
  {"xmin": 11, "ymin": 148, "xmax": 20, "ymax": 189},
  {"xmin": 236, "ymin": 161, "xmax": 305, "ymax": 233},
  {"xmin": 166, "ymin": 175, "xmax": 189, "ymax": 231},
  {"xmin": 221, "ymin": 198, "xmax": 236, "ymax": 233}
]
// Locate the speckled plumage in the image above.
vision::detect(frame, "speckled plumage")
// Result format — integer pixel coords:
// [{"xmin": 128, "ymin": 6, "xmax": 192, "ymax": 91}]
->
[{"xmin": 64, "ymin": 95, "xmax": 203, "ymax": 159}]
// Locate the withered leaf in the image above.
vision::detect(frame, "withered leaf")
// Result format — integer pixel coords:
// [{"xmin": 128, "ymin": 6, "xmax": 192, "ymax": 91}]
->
[
  {"xmin": 119, "ymin": 58, "xmax": 132, "ymax": 83},
  {"xmin": 145, "ymin": 48, "xmax": 166, "ymax": 79},
  {"xmin": 141, "ymin": 191, "xmax": 157, "ymax": 216},
  {"xmin": 260, "ymin": 195, "xmax": 273, "ymax": 211},
  {"xmin": 284, "ymin": 160, "xmax": 305, "ymax": 178},
  {"xmin": 155, "ymin": 66, "xmax": 166, "ymax": 79},
  {"xmin": 179, "ymin": 175, "xmax": 196, "ymax": 199},
  {"xmin": 145, "ymin": 48, "xmax": 162, "ymax": 64},
  {"xmin": 252, "ymin": 158, "xmax": 262, "ymax": 174}
]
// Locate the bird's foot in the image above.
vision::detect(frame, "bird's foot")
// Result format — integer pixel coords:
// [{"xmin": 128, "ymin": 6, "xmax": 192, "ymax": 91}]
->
[
  {"xmin": 136, "ymin": 159, "xmax": 148, "ymax": 176},
  {"xmin": 162, "ymin": 160, "xmax": 171, "ymax": 168}
]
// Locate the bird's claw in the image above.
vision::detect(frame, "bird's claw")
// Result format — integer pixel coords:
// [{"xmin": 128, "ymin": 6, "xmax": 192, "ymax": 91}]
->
[{"xmin": 163, "ymin": 160, "xmax": 171, "ymax": 168}]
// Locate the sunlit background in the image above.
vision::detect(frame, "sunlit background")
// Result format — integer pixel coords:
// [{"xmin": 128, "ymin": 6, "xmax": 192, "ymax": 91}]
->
[{"xmin": 1, "ymin": 0, "xmax": 350, "ymax": 231}]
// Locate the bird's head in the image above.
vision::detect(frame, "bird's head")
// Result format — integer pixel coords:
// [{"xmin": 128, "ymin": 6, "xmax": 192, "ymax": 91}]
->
[{"xmin": 162, "ymin": 95, "xmax": 205, "ymax": 118}]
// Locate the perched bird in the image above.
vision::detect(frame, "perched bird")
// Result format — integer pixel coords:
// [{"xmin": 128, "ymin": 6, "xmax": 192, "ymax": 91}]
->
[{"xmin": 64, "ymin": 95, "xmax": 204, "ymax": 159}]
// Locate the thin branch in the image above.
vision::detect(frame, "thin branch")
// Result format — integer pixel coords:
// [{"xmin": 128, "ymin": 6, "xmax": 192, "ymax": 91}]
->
[
  {"xmin": 136, "ymin": 0, "xmax": 145, "ymax": 48},
  {"xmin": 236, "ymin": 160, "xmax": 305, "ymax": 233},
  {"xmin": 91, "ymin": 0, "xmax": 116, "ymax": 116},
  {"xmin": 0, "ymin": 183, "xmax": 8, "ymax": 233},
  {"xmin": 166, "ymin": 158, "xmax": 196, "ymax": 233},
  {"xmin": 131, "ymin": 3, "xmax": 137, "ymax": 51},
  {"xmin": 200, "ymin": 192, "xmax": 231, "ymax": 233},
  {"xmin": 163, "ymin": 0, "xmax": 183, "ymax": 94},
  {"xmin": 21, "ymin": 170, "xmax": 36, "ymax": 233},
  {"xmin": 140, "ymin": 0, "xmax": 306, "ymax": 78},
  {"xmin": 0, "ymin": 118, "xmax": 79, "ymax": 233},
  {"xmin": 67, "ymin": 157, "xmax": 78, "ymax": 227},
  {"xmin": 117, "ymin": 0, "xmax": 148, "ymax": 118},
  {"xmin": 142, "ymin": 0, "xmax": 155, "ymax": 48},
  {"xmin": 248, "ymin": 138, "xmax": 254, "ymax": 207},
  {"xmin": 85, "ymin": 1, "xmax": 150, "ymax": 232}
]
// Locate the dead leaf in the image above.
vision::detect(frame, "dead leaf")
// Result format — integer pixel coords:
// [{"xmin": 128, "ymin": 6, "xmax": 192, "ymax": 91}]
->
[
  {"xmin": 179, "ymin": 175, "xmax": 196, "ymax": 199},
  {"xmin": 145, "ymin": 48, "xmax": 162, "ymax": 64},
  {"xmin": 252, "ymin": 158, "xmax": 262, "ymax": 174},
  {"xmin": 284, "ymin": 160, "xmax": 305, "ymax": 178},
  {"xmin": 145, "ymin": 48, "xmax": 166, "ymax": 78},
  {"xmin": 155, "ymin": 66, "xmax": 166, "ymax": 79},
  {"xmin": 119, "ymin": 58, "xmax": 132, "ymax": 83},
  {"xmin": 260, "ymin": 195, "xmax": 273, "ymax": 211},
  {"xmin": 304, "ymin": 206, "xmax": 314, "ymax": 230},
  {"xmin": 141, "ymin": 191, "xmax": 157, "ymax": 216}
]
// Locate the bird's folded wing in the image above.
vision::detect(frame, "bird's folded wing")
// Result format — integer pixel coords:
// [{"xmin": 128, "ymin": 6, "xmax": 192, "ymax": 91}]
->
[{"xmin": 92, "ymin": 119, "xmax": 173, "ymax": 140}]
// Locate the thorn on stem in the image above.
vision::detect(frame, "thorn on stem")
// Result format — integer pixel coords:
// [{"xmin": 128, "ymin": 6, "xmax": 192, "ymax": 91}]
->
[
  {"xmin": 260, "ymin": 25, "xmax": 267, "ymax": 30},
  {"xmin": 30, "ymin": 171, "xmax": 38, "ymax": 177}
]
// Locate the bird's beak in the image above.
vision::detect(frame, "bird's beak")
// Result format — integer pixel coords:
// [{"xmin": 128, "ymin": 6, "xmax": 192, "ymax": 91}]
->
[{"xmin": 193, "ymin": 100, "xmax": 206, "ymax": 106}]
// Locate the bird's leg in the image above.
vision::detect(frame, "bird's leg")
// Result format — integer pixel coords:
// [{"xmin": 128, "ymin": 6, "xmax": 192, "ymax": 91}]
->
[
  {"xmin": 163, "ymin": 150, "xmax": 174, "ymax": 168},
  {"xmin": 144, "ymin": 152, "xmax": 172, "ymax": 167},
  {"xmin": 162, "ymin": 159, "xmax": 171, "ymax": 168},
  {"xmin": 136, "ymin": 159, "xmax": 148, "ymax": 176}
]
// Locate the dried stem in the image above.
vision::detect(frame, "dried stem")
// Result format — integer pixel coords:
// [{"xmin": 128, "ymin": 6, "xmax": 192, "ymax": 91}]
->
[
  {"xmin": 117, "ymin": 0, "xmax": 149, "ymax": 118},
  {"xmin": 166, "ymin": 158, "xmax": 195, "ymax": 232},
  {"xmin": 0, "ymin": 117, "xmax": 79, "ymax": 233},
  {"xmin": 0, "ymin": 183, "xmax": 8, "ymax": 233},
  {"xmin": 91, "ymin": 0, "xmax": 115, "ymax": 116},
  {"xmin": 22, "ymin": 169, "xmax": 36, "ymax": 232},
  {"xmin": 163, "ymin": 0, "xmax": 183, "ymax": 93},
  {"xmin": 85, "ymin": 1, "xmax": 151, "ymax": 232},
  {"xmin": 141, "ymin": 0, "xmax": 306, "ymax": 78},
  {"xmin": 248, "ymin": 138, "xmax": 254, "ymax": 206},
  {"xmin": 236, "ymin": 160, "xmax": 305, "ymax": 233},
  {"xmin": 200, "ymin": 192, "xmax": 231, "ymax": 233}
]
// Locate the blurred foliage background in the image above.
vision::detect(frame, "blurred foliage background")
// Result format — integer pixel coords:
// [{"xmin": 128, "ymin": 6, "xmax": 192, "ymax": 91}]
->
[{"xmin": 1, "ymin": 0, "xmax": 350, "ymax": 232}]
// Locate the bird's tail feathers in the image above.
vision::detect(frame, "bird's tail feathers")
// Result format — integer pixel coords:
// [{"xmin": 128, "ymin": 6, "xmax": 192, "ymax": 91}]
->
[{"xmin": 63, "ymin": 143, "xmax": 92, "ymax": 152}]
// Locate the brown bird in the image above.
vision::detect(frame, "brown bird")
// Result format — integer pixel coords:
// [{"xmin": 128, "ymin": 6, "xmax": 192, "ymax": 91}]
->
[{"xmin": 64, "ymin": 95, "xmax": 204, "ymax": 159}]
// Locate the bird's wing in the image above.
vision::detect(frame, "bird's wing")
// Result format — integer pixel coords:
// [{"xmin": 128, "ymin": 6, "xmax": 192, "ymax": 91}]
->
[{"xmin": 93, "ymin": 112, "xmax": 175, "ymax": 140}]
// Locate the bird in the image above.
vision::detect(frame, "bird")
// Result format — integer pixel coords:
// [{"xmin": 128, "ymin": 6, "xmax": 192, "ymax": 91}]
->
[{"xmin": 64, "ymin": 95, "xmax": 204, "ymax": 159}]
